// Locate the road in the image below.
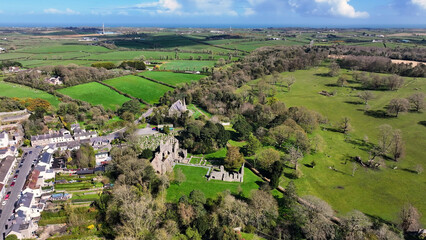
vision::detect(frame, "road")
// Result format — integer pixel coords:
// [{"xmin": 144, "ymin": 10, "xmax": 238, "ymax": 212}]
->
[{"xmin": 0, "ymin": 147, "xmax": 41, "ymax": 238}]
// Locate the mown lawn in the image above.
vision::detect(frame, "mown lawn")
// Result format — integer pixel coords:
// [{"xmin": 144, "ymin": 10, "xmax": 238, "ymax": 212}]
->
[
  {"xmin": 140, "ymin": 71, "xmax": 206, "ymax": 86},
  {"xmin": 166, "ymin": 165, "xmax": 262, "ymax": 202},
  {"xmin": 103, "ymin": 75, "xmax": 172, "ymax": 104},
  {"xmin": 239, "ymin": 66, "xmax": 426, "ymax": 224},
  {"xmin": 58, "ymin": 82, "xmax": 130, "ymax": 110},
  {"xmin": 0, "ymin": 78, "xmax": 60, "ymax": 106}
]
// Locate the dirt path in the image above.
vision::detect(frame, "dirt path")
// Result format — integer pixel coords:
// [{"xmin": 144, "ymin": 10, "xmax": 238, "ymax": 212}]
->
[{"xmin": 38, "ymin": 224, "xmax": 67, "ymax": 240}]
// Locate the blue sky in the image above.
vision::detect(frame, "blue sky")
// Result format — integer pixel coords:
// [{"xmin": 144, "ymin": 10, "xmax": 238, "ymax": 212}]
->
[{"xmin": 0, "ymin": 0, "xmax": 425, "ymax": 27}]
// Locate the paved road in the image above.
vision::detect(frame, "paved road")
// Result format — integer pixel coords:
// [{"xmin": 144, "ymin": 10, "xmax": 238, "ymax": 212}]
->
[{"xmin": 0, "ymin": 147, "xmax": 41, "ymax": 238}]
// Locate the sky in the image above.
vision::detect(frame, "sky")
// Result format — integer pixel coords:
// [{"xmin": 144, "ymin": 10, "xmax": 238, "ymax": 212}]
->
[{"xmin": 0, "ymin": 0, "xmax": 425, "ymax": 27}]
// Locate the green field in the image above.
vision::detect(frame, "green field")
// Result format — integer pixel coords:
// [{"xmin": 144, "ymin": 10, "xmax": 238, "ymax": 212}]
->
[
  {"xmin": 239, "ymin": 66, "xmax": 426, "ymax": 224},
  {"xmin": 0, "ymin": 79, "xmax": 60, "ymax": 106},
  {"xmin": 140, "ymin": 71, "xmax": 206, "ymax": 86},
  {"xmin": 103, "ymin": 75, "xmax": 172, "ymax": 104},
  {"xmin": 160, "ymin": 60, "xmax": 216, "ymax": 71},
  {"xmin": 58, "ymin": 82, "xmax": 131, "ymax": 110},
  {"xmin": 167, "ymin": 165, "xmax": 262, "ymax": 202}
]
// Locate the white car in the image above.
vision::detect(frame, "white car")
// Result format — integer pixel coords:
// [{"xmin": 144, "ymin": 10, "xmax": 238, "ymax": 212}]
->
[{"xmin": 2, "ymin": 201, "xmax": 6, "ymax": 206}]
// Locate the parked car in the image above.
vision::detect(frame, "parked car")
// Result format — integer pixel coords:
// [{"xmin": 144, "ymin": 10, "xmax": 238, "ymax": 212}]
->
[
  {"xmin": 10, "ymin": 182, "xmax": 15, "ymax": 187},
  {"xmin": 5, "ymin": 194, "xmax": 9, "ymax": 200},
  {"xmin": 15, "ymin": 170, "xmax": 19, "ymax": 174},
  {"xmin": 1, "ymin": 201, "xmax": 6, "ymax": 206},
  {"xmin": 13, "ymin": 175, "xmax": 18, "ymax": 179}
]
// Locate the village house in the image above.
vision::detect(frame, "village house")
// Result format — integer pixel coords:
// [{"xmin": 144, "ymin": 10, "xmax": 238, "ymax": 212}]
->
[
  {"xmin": 0, "ymin": 131, "xmax": 8, "ymax": 148},
  {"xmin": 0, "ymin": 156, "xmax": 17, "ymax": 184},
  {"xmin": 38, "ymin": 152, "xmax": 53, "ymax": 170},
  {"xmin": 8, "ymin": 216, "xmax": 37, "ymax": 240},
  {"xmin": 31, "ymin": 129, "xmax": 73, "ymax": 146},
  {"xmin": 95, "ymin": 152, "xmax": 110, "ymax": 166},
  {"xmin": 44, "ymin": 76, "xmax": 63, "ymax": 85}
]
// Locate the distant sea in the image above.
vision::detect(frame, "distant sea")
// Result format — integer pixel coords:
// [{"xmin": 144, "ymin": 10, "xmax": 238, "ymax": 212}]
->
[{"xmin": 0, "ymin": 23, "xmax": 425, "ymax": 29}]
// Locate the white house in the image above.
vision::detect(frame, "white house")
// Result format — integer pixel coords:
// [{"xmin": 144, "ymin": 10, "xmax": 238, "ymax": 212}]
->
[
  {"xmin": 0, "ymin": 132, "xmax": 9, "ymax": 148},
  {"xmin": 95, "ymin": 152, "xmax": 110, "ymax": 166},
  {"xmin": 38, "ymin": 152, "xmax": 53, "ymax": 170},
  {"xmin": 31, "ymin": 129, "xmax": 73, "ymax": 146}
]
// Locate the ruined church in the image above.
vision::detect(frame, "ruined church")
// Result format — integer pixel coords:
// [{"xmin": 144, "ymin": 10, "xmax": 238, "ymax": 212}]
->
[{"xmin": 151, "ymin": 137, "xmax": 187, "ymax": 174}]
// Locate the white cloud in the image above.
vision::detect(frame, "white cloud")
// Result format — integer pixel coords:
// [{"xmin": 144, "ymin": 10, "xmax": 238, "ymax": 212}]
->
[
  {"xmin": 315, "ymin": 0, "xmax": 369, "ymax": 18},
  {"xmin": 44, "ymin": 8, "xmax": 79, "ymax": 15},
  {"xmin": 288, "ymin": 0, "xmax": 368, "ymax": 18},
  {"xmin": 411, "ymin": 0, "xmax": 426, "ymax": 10},
  {"xmin": 244, "ymin": 7, "xmax": 256, "ymax": 16},
  {"xmin": 134, "ymin": 0, "xmax": 181, "ymax": 13}
]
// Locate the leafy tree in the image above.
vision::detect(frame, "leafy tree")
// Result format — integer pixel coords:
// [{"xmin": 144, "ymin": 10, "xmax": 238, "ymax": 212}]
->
[
  {"xmin": 387, "ymin": 98, "xmax": 409, "ymax": 117},
  {"xmin": 91, "ymin": 62, "xmax": 116, "ymax": 69},
  {"xmin": 140, "ymin": 149, "xmax": 153, "ymax": 159},
  {"xmin": 5, "ymin": 235, "xmax": 18, "ymax": 240},
  {"xmin": 119, "ymin": 99, "xmax": 141, "ymax": 115},
  {"xmin": 224, "ymin": 146, "xmax": 245, "ymax": 170},
  {"xmin": 174, "ymin": 168, "xmax": 186, "ymax": 185},
  {"xmin": 233, "ymin": 116, "xmax": 253, "ymax": 140},
  {"xmin": 119, "ymin": 60, "xmax": 146, "ymax": 70},
  {"xmin": 243, "ymin": 134, "xmax": 261, "ymax": 156},
  {"xmin": 255, "ymin": 148, "xmax": 280, "ymax": 170},
  {"xmin": 270, "ymin": 161, "xmax": 284, "ymax": 188},
  {"xmin": 189, "ymin": 190, "xmax": 206, "ymax": 205}
]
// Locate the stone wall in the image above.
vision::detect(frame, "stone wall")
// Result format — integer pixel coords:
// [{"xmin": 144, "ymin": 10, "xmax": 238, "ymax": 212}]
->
[
  {"xmin": 151, "ymin": 137, "xmax": 188, "ymax": 174},
  {"xmin": 208, "ymin": 163, "xmax": 244, "ymax": 183}
]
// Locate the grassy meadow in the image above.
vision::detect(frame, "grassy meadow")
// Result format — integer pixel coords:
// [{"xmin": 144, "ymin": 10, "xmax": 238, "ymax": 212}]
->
[
  {"xmin": 58, "ymin": 82, "xmax": 131, "ymax": 110},
  {"xmin": 0, "ymin": 78, "xmax": 60, "ymax": 106},
  {"xmin": 103, "ymin": 75, "xmax": 173, "ymax": 104},
  {"xmin": 160, "ymin": 60, "xmax": 216, "ymax": 71},
  {"xmin": 140, "ymin": 71, "xmax": 206, "ymax": 86},
  {"xmin": 166, "ymin": 165, "xmax": 262, "ymax": 202},
  {"xmin": 238, "ymin": 66, "xmax": 426, "ymax": 224}
]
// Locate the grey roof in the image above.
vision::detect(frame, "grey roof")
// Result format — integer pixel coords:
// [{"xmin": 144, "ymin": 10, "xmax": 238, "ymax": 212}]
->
[
  {"xmin": 0, "ymin": 132, "xmax": 6, "ymax": 138},
  {"xmin": 40, "ymin": 152, "xmax": 52, "ymax": 164},
  {"xmin": 19, "ymin": 192, "xmax": 34, "ymax": 208},
  {"xmin": 35, "ymin": 165, "xmax": 46, "ymax": 172},
  {"xmin": 0, "ymin": 156, "xmax": 15, "ymax": 182},
  {"xmin": 74, "ymin": 131, "xmax": 97, "ymax": 138}
]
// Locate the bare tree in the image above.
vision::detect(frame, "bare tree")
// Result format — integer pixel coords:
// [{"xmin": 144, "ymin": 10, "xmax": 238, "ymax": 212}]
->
[
  {"xmin": 342, "ymin": 210, "xmax": 372, "ymax": 240},
  {"xmin": 357, "ymin": 91, "xmax": 374, "ymax": 105},
  {"xmin": 336, "ymin": 75, "xmax": 348, "ymax": 87},
  {"xmin": 408, "ymin": 93, "xmax": 425, "ymax": 112},
  {"xmin": 387, "ymin": 98, "xmax": 409, "ymax": 117},
  {"xmin": 399, "ymin": 204, "xmax": 422, "ymax": 232},
  {"xmin": 377, "ymin": 124, "xmax": 394, "ymax": 156},
  {"xmin": 390, "ymin": 130, "xmax": 405, "ymax": 161},
  {"xmin": 339, "ymin": 117, "xmax": 352, "ymax": 134},
  {"xmin": 286, "ymin": 147, "xmax": 303, "ymax": 172},
  {"xmin": 415, "ymin": 164, "xmax": 423, "ymax": 174},
  {"xmin": 286, "ymin": 75, "xmax": 296, "ymax": 91},
  {"xmin": 352, "ymin": 163, "xmax": 358, "ymax": 177},
  {"xmin": 328, "ymin": 61, "xmax": 340, "ymax": 77}
]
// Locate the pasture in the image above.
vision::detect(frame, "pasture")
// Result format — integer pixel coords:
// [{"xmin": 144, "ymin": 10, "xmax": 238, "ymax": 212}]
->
[
  {"xmin": 0, "ymin": 79, "xmax": 60, "ymax": 106},
  {"xmin": 239, "ymin": 66, "xmax": 426, "ymax": 224},
  {"xmin": 160, "ymin": 60, "xmax": 216, "ymax": 71},
  {"xmin": 103, "ymin": 75, "xmax": 173, "ymax": 104},
  {"xmin": 166, "ymin": 165, "xmax": 262, "ymax": 202},
  {"xmin": 140, "ymin": 71, "xmax": 206, "ymax": 86},
  {"xmin": 58, "ymin": 82, "xmax": 131, "ymax": 110}
]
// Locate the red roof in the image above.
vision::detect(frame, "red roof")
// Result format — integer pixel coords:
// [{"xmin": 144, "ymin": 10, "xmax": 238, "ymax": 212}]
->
[{"xmin": 27, "ymin": 169, "xmax": 40, "ymax": 189}]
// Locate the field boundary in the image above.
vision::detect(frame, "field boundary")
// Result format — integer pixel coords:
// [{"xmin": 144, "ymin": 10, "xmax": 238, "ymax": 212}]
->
[
  {"xmin": 138, "ymin": 75, "xmax": 176, "ymax": 89},
  {"xmin": 96, "ymin": 80, "xmax": 150, "ymax": 106}
]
